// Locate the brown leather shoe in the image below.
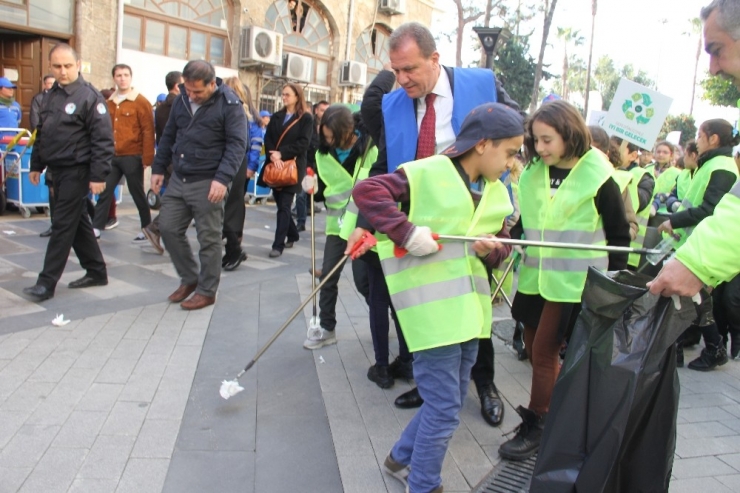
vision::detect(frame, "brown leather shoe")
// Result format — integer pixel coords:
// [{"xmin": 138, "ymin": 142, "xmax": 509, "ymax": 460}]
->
[
  {"xmin": 168, "ymin": 283, "xmax": 197, "ymax": 303},
  {"xmin": 180, "ymin": 293, "xmax": 215, "ymax": 310},
  {"xmin": 142, "ymin": 225, "xmax": 164, "ymax": 255}
]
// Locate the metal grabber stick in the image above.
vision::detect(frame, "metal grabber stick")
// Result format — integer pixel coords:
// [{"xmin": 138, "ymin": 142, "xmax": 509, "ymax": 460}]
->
[
  {"xmin": 307, "ymin": 168, "xmax": 320, "ymax": 334},
  {"xmin": 219, "ymin": 233, "xmax": 378, "ymax": 399}
]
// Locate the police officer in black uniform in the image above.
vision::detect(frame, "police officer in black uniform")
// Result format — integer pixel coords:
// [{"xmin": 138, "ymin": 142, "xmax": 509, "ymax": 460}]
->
[{"xmin": 23, "ymin": 44, "xmax": 113, "ymax": 301}]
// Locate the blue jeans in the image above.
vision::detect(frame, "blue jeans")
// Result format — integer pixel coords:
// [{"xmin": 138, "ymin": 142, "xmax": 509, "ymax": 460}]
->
[
  {"xmin": 391, "ymin": 338, "xmax": 479, "ymax": 492},
  {"xmin": 294, "ymin": 190, "xmax": 307, "ymax": 227}
]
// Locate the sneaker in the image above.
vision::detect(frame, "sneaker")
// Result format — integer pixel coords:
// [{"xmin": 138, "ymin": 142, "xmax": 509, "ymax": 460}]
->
[
  {"xmin": 105, "ymin": 217, "xmax": 119, "ymax": 230},
  {"xmin": 383, "ymin": 453, "xmax": 410, "ymax": 488},
  {"xmin": 132, "ymin": 232, "xmax": 147, "ymax": 244},
  {"xmin": 94, "ymin": 228, "xmax": 101, "ymax": 240},
  {"xmin": 303, "ymin": 327, "xmax": 337, "ymax": 349},
  {"xmin": 367, "ymin": 364, "xmax": 394, "ymax": 389}
]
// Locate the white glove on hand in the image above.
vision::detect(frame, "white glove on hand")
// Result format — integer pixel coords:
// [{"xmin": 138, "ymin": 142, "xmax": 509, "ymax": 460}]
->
[
  {"xmin": 302, "ymin": 174, "xmax": 318, "ymax": 194},
  {"xmin": 403, "ymin": 226, "xmax": 440, "ymax": 256}
]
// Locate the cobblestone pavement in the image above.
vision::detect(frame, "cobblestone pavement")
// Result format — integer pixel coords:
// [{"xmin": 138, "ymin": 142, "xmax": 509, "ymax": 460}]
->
[{"xmin": 1, "ymin": 203, "xmax": 740, "ymax": 492}]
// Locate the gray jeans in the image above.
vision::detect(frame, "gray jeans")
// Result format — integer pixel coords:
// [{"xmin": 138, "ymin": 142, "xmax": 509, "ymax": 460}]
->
[{"xmin": 159, "ymin": 175, "xmax": 226, "ymax": 297}]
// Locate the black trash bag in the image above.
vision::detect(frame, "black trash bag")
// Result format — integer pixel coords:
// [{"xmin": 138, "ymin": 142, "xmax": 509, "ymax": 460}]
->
[{"xmin": 530, "ymin": 268, "xmax": 696, "ymax": 493}]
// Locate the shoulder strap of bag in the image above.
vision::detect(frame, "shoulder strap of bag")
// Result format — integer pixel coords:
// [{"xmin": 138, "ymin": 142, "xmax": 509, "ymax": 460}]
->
[
  {"xmin": 350, "ymin": 140, "xmax": 375, "ymax": 187},
  {"xmin": 275, "ymin": 116, "xmax": 302, "ymax": 149}
]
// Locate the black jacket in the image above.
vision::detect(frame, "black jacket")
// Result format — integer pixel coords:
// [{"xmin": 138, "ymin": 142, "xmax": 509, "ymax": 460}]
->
[
  {"xmin": 30, "ymin": 76, "xmax": 113, "ymax": 183},
  {"xmin": 30, "ymin": 90, "xmax": 47, "ymax": 130},
  {"xmin": 154, "ymin": 92, "xmax": 177, "ymax": 146},
  {"xmin": 153, "ymin": 78, "xmax": 247, "ymax": 186},
  {"xmin": 258, "ymin": 109, "xmax": 313, "ymax": 194}
]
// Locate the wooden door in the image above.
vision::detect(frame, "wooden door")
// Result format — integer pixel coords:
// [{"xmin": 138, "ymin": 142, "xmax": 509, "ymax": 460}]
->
[{"xmin": 0, "ymin": 36, "xmax": 41, "ymax": 130}]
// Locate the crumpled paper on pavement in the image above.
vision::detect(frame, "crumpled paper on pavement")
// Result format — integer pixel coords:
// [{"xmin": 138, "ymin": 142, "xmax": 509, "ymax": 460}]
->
[
  {"xmin": 52, "ymin": 314, "xmax": 70, "ymax": 326},
  {"xmin": 3, "ymin": 230, "xmax": 16, "ymax": 235},
  {"xmin": 219, "ymin": 379, "xmax": 244, "ymax": 400}
]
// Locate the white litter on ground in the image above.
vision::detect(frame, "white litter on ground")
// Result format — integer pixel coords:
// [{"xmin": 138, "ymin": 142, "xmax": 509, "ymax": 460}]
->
[
  {"xmin": 52, "ymin": 314, "xmax": 70, "ymax": 326},
  {"xmin": 319, "ymin": 356, "xmax": 325, "ymax": 364},
  {"xmin": 264, "ymin": 225, "xmax": 270, "ymax": 229},
  {"xmin": 3, "ymin": 230, "xmax": 16, "ymax": 235},
  {"xmin": 219, "ymin": 379, "xmax": 244, "ymax": 399}
]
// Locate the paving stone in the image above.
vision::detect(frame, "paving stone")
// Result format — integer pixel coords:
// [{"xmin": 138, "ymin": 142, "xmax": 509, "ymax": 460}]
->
[
  {"xmin": 0, "ymin": 410, "xmax": 28, "ymax": 448},
  {"xmin": 716, "ymin": 474, "xmax": 740, "ymax": 490},
  {"xmin": 116, "ymin": 458, "xmax": 169, "ymax": 493},
  {"xmin": 131, "ymin": 419, "xmax": 181, "ymax": 458},
  {"xmin": 109, "ymin": 338, "xmax": 147, "ymax": 361},
  {"xmin": 677, "ymin": 406, "xmax": 737, "ymax": 424},
  {"xmin": 669, "ymin": 477, "xmax": 735, "ymax": 493},
  {"xmin": 0, "ymin": 381, "xmax": 56, "ymax": 412},
  {"xmin": 76, "ymin": 435, "xmax": 135, "ymax": 480},
  {"xmin": 131, "ymin": 353, "xmax": 168, "ymax": 378},
  {"xmin": 67, "ymin": 478, "xmax": 118, "ymax": 493},
  {"xmin": 146, "ymin": 387, "xmax": 190, "ymax": 420},
  {"xmin": 336, "ymin": 454, "xmax": 390, "ymax": 493},
  {"xmin": 163, "ymin": 451, "xmax": 254, "ymax": 493},
  {"xmin": 0, "ymin": 424, "xmax": 60, "ymax": 468},
  {"xmin": 677, "ymin": 421, "xmax": 738, "ymax": 439},
  {"xmin": 672, "ymin": 456, "xmax": 738, "ymax": 479},
  {"xmin": 95, "ymin": 358, "xmax": 137, "ymax": 384},
  {"xmin": 99, "ymin": 400, "xmax": 149, "ymax": 436},
  {"xmin": 19, "ymin": 446, "xmax": 87, "ymax": 493},
  {"xmin": 324, "ymin": 391, "xmax": 374, "ymax": 457},
  {"xmin": 76, "ymin": 383, "xmax": 124, "ymax": 412},
  {"xmin": 117, "ymin": 372, "xmax": 161, "ymax": 403},
  {"xmin": 0, "ymin": 466, "xmax": 32, "ymax": 493},
  {"xmin": 52, "ymin": 411, "xmax": 108, "ymax": 449},
  {"xmin": 675, "ymin": 435, "xmax": 740, "ymax": 458},
  {"xmin": 26, "ymin": 355, "xmax": 77, "ymax": 383}
]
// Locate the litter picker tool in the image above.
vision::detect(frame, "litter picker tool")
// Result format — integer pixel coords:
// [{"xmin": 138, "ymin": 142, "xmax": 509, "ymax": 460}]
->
[
  {"xmin": 220, "ymin": 233, "xmax": 378, "ymax": 399},
  {"xmin": 393, "ymin": 233, "xmax": 664, "ymax": 258},
  {"xmin": 306, "ymin": 168, "xmax": 321, "ymax": 339},
  {"xmin": 491, "ymin": 252, "xmax": 516, "ymax": 309}
]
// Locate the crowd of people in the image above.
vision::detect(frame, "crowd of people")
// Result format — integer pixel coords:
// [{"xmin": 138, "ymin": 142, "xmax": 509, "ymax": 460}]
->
[{"xmin": 9, "ymin": 0, "xmax": 740, "ymax": 490}]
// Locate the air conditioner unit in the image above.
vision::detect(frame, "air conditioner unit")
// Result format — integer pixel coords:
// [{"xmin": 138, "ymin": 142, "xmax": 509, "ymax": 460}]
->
[
  {"xmin": 279, "ymin": 53, "xmax": 313, "ymax": 83},
  {"xmin": 339, "ymin": 61, "xmax": 367, "ymax": 86},
  {"xmin": 379, "ymin": 0, "xmax": 405, "ymax": 15},
  {"xmin": 239, "ymin": 26, "xmax": 283, "ymax": 68}
]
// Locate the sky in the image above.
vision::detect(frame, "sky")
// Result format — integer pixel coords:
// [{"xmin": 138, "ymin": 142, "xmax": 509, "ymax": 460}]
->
[{"xmin": 432, "ymin": 0, "xmax": 737, "ymax": 128}]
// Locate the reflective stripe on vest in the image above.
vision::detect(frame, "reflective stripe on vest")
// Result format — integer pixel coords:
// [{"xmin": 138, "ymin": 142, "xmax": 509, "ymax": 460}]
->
[
  {"xmin": 668, "ymin": 155, "xmax": 739, "ymax": 248},
  {"xmin": 378, "ymin": 155, "xmax": 512, "ymax": 352},
  {"xmin": 517, "ymin": 150, "xmax": 612, "ymax": 302}
]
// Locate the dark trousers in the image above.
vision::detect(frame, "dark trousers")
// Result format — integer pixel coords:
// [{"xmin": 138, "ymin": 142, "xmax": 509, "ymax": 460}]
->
[
  {"xmin": 367, "ymin": 260, "xmax": 411, "ymax": 366},
  {"xmin": 715, "ymin": 274, "xmax": 740, "ymax": 342},
  {"xmin": 294, "ymin": 190, "xmax": 307, "ymax": 227},
  {"xmin": 223, "ymin": 157, "xmax": 247, "ymax": 260},
  {"xmin": 272, "ymin": 189, "xmax": 299, "ymax": 252},
  {"xmin": 38, "ymin": 166, "xmax": 107, "ymax": 290},
  {"xmin": 318, "ymin": 235, "xmax": 370, "ymax": 331},
  {"xmin": 93, "ymin": 155, "xmax": 151, "ymax": 230},
  {"xmin": 45, "ymin": 169, "xmax": 55, "ymax": 223},
  {"xmin": 471, "ymin": 337, "xmax": 495, "ymax": 391}
]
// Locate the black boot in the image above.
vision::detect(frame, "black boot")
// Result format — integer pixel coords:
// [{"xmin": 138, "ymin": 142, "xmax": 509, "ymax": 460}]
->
[
  {"xmin": 512, "ymin": 321, "xmax": 527, "ymax": 361},
  {"xmin": 498, "ymin": 406, "xmax": 546, "ymax": 461},
  {"xmin": 367, "ymin": 364, "xmax": 394, "ymax": 389},
  {"xmin": 688, "ymin": 343, "xmax": 729, "ymax": 371},
  {"xmin": 388, "ymin": 356, "xmax": 414, "ymax": 381}
]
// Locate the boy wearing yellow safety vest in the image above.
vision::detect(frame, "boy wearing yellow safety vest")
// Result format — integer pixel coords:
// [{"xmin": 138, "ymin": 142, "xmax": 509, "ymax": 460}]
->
[
  {"xmin": 353, "ymin": 103, "xmax": 524, "ymax": 493},
  {"xmin": 658, "ymin": 119, "xmax": 739, "ymax": 370}
]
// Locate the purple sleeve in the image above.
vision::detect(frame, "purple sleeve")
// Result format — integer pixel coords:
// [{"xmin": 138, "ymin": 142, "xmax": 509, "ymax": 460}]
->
[
  {"xmin": 352, "ymin": 169, "xmax": 415, "ymax": 246},
  {"xmin": 481, "ymin": 224, "xmax": 514, "ymax": 269}
]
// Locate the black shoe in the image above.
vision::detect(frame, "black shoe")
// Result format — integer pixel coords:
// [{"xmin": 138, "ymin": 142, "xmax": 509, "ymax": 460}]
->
[
  {"xmin": 394, "ymin": 387, "xmax": 423, "ymax": 409},
  {"xmin": 498, "ymin": 406, "xmax": 546, "ymax": 461},
  {"xmin": 477, "ymin": 383, "xmax": 504, "ymax": 427},
  {"xmin": 731, "ymin": 334, "xmax": 740, "ymax": 360},
  {"xmin": 367, "ymin": 364, "xmax": 394, "ymax": 389},
  {"xmin": 22, "ymin": 284, "xmax": 54, "ymax": 301},
  {"xmin": 388, "ymin": 356, "xmax": 414, "ymax": 381},
  {"xmin": 688, "ymin": 344, "xmax": 729, "ymax": 371},
  {"xmin": 512, "ymin": 321, "xmax": 527, "ymax": 361},
  {"xmin": 40, "ymin": 227, "xmax": 53, "ymax": 237},
  {"xmin": 223, "ymin": 251, "xmax": 247, "ymax": 271},
  {"xmin": 68, "ymin": 275, "xmax": 108, "ymax": 289},
  {"xmin": 297, "ymin": 224, "xmax": 306, "ymax": 232}
]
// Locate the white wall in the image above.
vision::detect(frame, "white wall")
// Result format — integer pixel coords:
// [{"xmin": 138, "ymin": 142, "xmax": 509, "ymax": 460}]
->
[{"xmin": 118, "ymin": 49, "xmax": 238, "ymax": 104}]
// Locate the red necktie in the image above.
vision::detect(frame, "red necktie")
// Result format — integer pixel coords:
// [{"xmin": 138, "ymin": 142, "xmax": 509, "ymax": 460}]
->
[{"xmin": 416, "ymin": 93, "xmax": 437, "ymax": 159}]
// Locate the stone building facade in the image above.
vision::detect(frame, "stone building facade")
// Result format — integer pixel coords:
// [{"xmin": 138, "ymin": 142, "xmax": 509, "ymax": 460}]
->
[{"xmin": 0, "ymin": 0, "xmax": 435, "ymax": 128}]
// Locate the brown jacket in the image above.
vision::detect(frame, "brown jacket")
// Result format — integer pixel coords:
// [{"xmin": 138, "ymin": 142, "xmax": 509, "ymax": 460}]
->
[{"xmin": 107, "ymin": 89, "xmax": 155, "ymax": 166}]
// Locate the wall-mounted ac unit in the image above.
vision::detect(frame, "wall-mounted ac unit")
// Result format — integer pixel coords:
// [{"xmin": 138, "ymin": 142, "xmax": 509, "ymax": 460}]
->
[
  {"xmin": 379, "ymin": 0, "xmax": 405, "ymax": 15},
  {"xmin": 279, "ymin": 53, "xmax": 313, "ymax": 83},
  {"xmin": 339, "ymin": 61, "xmax": 367, "ymax": 86},
  {"xmin": 239, "ymin": 27, "xmax": 283, "ymax": 68}
]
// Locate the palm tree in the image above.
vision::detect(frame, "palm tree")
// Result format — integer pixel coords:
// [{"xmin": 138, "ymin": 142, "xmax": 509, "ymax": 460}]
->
[
  {"xmin": 556, "ymin": 27, "xmax": 584, "ymax": 100},
  {"xmin": 685, "ymin": 18, "xmax": 702, "ymax": 116},
  {"xmin": 584, "ymin": 0, "xmax": 597, "ymax": 117}
]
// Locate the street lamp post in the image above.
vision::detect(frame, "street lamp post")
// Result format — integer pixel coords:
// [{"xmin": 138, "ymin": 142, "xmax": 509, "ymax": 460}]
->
[{"xmin": 473, "ymin": 26, "xmax": 512, "ymax": 70}]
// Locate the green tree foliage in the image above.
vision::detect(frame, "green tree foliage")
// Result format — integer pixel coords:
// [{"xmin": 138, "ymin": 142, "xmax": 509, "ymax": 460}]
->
[
  {"xmin": 594, "ymin": 56, "xmax": 656, "ymax": 110},
  {"xmin": 700, "ymin": 73, "xmax": 740, "ymax": 107},
  {"xmin": 658, "ymin": 114, "xmax": 697, "ymax": 147},
  {"xmin": 493, "ymin": 36, "xmax": 545, "ymax": 110}
]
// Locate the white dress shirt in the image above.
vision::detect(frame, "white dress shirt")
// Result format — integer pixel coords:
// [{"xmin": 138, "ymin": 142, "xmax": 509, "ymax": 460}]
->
[{"xmin": 415, "ymin": 68, "xmax": 455, "ymax": 155}]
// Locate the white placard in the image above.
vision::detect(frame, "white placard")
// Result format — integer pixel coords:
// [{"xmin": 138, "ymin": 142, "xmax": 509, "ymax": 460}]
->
[
  {"xmin": 587, "ymin": 110, "xmax": 608, "ymax": 127},
  {"xmin": 602, "ymin": 78, "xmax": 673, "ymax": 150},
  {"xmin": 3, "ymin": 68, "xmax": 18, "ymax": 82}
]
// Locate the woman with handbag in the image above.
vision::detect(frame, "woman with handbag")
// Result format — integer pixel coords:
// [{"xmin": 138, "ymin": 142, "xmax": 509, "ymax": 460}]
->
[{"xmin": 259, "ymin": 83, "xmax": 313, "ymax": 257}]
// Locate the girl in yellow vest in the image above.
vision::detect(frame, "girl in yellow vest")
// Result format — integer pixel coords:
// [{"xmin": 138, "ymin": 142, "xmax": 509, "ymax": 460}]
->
[
  {"xmin": 658, "ymin": 119, "xmax": 740, "ymax": 371},
  {"xmin": 651, "ymin": 141, "xmax": 681, "ymax": 216},
  {"xmin": 352, "ymin": 103, "xmax": 524, "ymax": 493},
  {"xmin": 500, "ymin": 101, "xmax": 631, "ymax": 461},
  {"xmin": 301, "ymin": 106, "xmax": 378, "ymax": 350},
  {"xmin": 665, "ymin": 141, "xmax": 698, "ymax": 213}
]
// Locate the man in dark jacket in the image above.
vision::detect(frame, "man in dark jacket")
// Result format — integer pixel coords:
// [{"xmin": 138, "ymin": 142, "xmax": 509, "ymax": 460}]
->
[
  {"xmin": 30, "ymin": 74, "xmax": 55, "ymax": 130},
  {"xmin": 151, "ymin": 60, "xmax": 247, "ymax": 310},
  {"xmin": 23, "ymin": 44, "xmax": 113, "ymax": 301}
]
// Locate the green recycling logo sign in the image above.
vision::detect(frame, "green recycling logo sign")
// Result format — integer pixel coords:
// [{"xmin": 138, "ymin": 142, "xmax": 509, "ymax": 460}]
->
[{"xmin": 622, "ymin": 92, "xmax": 655, "ymax": 125}]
